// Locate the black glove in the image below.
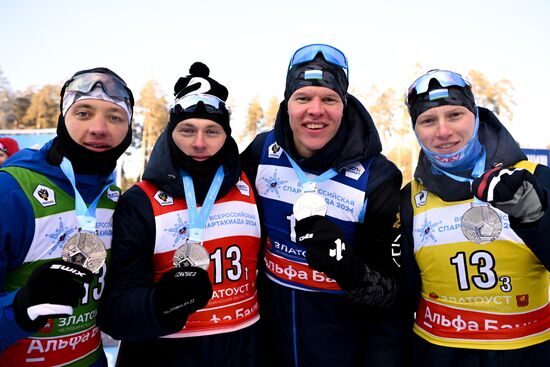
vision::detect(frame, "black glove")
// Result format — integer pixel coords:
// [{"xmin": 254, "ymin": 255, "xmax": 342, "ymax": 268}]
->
[
  {"xmin": 472, "ymin": 167, "xmax": 547, "ymax": 223},
  {"xmin": 295, "ymin": 215, "xmax": 367, "ymax": 290},
  {"xmin": 152, "ymin": 267, "xmax": 213, "ymax": 331},
  {"xmin": 13, "ymin": 260, "xmax": 94, "ymax": 332}
]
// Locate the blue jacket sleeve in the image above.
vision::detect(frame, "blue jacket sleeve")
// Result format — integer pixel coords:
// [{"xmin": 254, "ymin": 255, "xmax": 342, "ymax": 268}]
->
[
  {"xmin": 0, "ymin": 172, "xmax": 36, "ymax": 351},
  {"xmin": 0, "ymin": 291, "xmax": 33, "ymax": 353}
]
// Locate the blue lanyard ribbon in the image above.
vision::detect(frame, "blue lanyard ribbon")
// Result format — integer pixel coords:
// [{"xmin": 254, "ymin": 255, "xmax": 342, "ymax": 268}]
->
[
  {"xmin": 285, "ymin": 152, "xmax": 337, "ymax": 192},
  {"xmin": 60, "ymin": 157, "xmax": 113, "ymax": 233},
  {"xmin": 181, "ymin": 165, "xmax": 225, "ymax": 242},
  {"xmin": 431, "ymin": 148, "xmax": 487, "ymax": 206}
]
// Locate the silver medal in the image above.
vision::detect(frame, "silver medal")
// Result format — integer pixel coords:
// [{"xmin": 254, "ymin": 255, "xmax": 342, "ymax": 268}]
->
[
  {"xmin": 173, "ymin": 241, "xmax": 210, "ymax": 270},
  {"xmin": 461, "ymin": 204, "xmax": 502, "ymax": 244},
  {"xmin": 62, "ymin": 231, "xmax": 107, "ymax": 273},
  {"xmin": 293, "ymin": 192, "xmax": 327, "ymax": 221}
]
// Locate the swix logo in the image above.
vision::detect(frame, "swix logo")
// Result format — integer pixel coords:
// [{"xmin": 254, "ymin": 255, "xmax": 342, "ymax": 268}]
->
[
  {"xmin": 329, "ymin": 238, "xmax": 346, "ymax": 261},
  {"xmin": 434, "ymin": 153, "xmax": 462, "ymax": 163},
  {"xmin": 50, "ymin": 264, "xmax": 86, "ymax": 277},
  {"xmin": 298, "ymin": 233, "xmax": 314, "ymax": 241}
]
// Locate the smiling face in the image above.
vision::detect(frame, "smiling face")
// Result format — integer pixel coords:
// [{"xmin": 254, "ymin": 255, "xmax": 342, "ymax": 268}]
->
[
  {"xmin": 64, "ymin": 99, "xmax": 129, "ymax": 152},
  {"xmin": 414, "ymin": 105, "xmax": 476, "ymax": 154},
  {"xmin": 287, "ymin": 86, "xmax": 344, "ymax": 158},
  {"xmin": 171, "ymin": 118, "xmax": 227, "ymax": 160}
]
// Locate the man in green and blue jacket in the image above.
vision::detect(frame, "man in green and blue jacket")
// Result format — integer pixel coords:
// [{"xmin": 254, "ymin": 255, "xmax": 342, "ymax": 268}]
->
[{"xmin": 0, "ymin": 67, "xmax": 133, "ymax": 367}]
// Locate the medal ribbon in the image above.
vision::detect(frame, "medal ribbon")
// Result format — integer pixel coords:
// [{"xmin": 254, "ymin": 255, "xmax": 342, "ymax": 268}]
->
[
  {"xmin": 285, "ymin": 152, "xmax": 337, "ymax": 192},
  {"xmin": 60, "ymin": 157, "xmax": 113, "ymax": 233},
  {"xmin": 180, "ymin": 165, "xmax": 225, "ymax": 242},
  {"xmin": 431, "ymin": 147, "xmax": 487, "ymax": 206}
]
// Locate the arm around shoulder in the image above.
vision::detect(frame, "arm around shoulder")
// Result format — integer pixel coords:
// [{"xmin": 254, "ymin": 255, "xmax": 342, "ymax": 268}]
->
[{"xmin": 98, "ymin": 185, "xmax": 169, "ymax": 340}]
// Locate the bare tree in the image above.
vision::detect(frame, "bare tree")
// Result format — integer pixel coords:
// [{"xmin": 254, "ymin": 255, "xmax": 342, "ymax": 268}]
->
[
  {"xmin": 467, "ymin": 70, "xmax": 515, "ymax": 122},
  {"xmin": 0, "ymin": 68, "xmax": 12, "ymax": 129},
  {"xmin": 368, "ymin": 88, "xmax": 397, "ymax": 143}
]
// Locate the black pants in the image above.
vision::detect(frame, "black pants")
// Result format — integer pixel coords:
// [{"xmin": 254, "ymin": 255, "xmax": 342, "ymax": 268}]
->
[
  {"xmin": 115, "ymin": 322, "xmax": 264, "ymax": 367},
  {"xmin": 257, "ymin": 274, "xmax": 409, "ymax": 367}
]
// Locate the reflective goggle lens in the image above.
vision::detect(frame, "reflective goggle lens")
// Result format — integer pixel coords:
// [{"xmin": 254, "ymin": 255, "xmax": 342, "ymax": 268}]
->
[
  {"xmin": 65, "ymin": 72, "xmax": 131, "ymax": 102},
  {"xmin": 405, "ymin": 69, "xmax": 470, "ymax": 106},
  {"xmin": 171, "ymin": 94, "xmax": 228, "ymax": 115},
  {"xmin": 288, "ymin": 44, "xmax": 349, "ymax": 78}
]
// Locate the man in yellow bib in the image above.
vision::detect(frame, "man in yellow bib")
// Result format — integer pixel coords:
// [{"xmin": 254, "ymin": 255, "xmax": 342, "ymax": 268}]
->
[{"xmin": 400, "ymin": 69, "xmax": 549, "ymax": 366}]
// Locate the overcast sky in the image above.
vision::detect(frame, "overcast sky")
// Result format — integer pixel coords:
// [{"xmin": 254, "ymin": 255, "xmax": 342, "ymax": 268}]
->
[{"xmin": 1, "ymin": 0, "xmax": 549, "ymax": 148}]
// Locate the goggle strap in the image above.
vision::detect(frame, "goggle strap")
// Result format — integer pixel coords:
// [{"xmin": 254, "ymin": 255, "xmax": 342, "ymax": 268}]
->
[{"xmin": 406, "ymin": 70, "xmax": 470, "ymax": 107}]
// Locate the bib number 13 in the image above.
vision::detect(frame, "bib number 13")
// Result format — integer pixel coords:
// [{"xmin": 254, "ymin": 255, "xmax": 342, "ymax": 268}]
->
[{"xmin": 450, "ymin": 250, "xmax": 512, "ymax": 292}]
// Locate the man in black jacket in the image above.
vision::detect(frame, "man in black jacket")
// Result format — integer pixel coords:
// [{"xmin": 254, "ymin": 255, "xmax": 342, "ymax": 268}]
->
[
  {"xmin": 241, "ymin": 44, "xmax": 406, "ymax": 367},
  {"xmin": 99, "ymin": 63, "xmax": 264, "ymax": 367}
]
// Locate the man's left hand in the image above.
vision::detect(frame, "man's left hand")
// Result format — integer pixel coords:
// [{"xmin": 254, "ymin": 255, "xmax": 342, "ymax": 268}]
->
[
  {"xmin": 472, "ymin": 167, "xmax": 546, "ymax": 223},
  {"xmin": 295, "ymin": 215, "xmax": 366, "ymax": 290}
]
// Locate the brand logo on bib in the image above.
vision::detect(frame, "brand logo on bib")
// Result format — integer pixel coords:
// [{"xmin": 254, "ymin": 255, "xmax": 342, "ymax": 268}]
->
[
  {"xmin": 414, "ymin": 189, "xmax": 428, "ymax": 207},
  {"xmin": 107, "ymin": 188, "xmax": 120, "ymax": 202},
  {"xmin": 344, "ymin": 162, "xmax": 364, "ymax": 180},
  {"xmin": 298, "ymin": 233, "xmax": 314, "ymax": 241},
  {"xmin": 33, "ymin": 184, "xmax": 56, "ymax": 207},
  {"xmin": 154, "ymin": 190, "xmax": 174, "ymax": 206},
  {"xmin": 268, "ymin": 143, "xmax": 283, "ymax": 159},
  {"xmin": 236, "ymin": 179, "xmax": 250, "ymax": 197}
]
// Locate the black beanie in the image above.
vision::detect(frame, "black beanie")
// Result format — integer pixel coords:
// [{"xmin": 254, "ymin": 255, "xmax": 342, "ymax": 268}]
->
[
  {"xmin": 407, "ymin": 78, "xmax": 476, "ymax": 125},
  {"xmin": 50, "ymin": 67, "xmax": 134, "ymax": 176},
  {"xmin": 169, "ymin": 62, "xmax": 231, "ymax": 135},
  {"xmin": 284, "ymin": 55, "xmax": 348, "ymax": 103}
]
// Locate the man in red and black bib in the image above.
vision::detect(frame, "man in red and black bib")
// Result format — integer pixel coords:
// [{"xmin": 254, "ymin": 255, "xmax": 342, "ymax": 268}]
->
[{"xmin": 99, "ymin": 62, "xmax": 263, "ymax": 367}]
